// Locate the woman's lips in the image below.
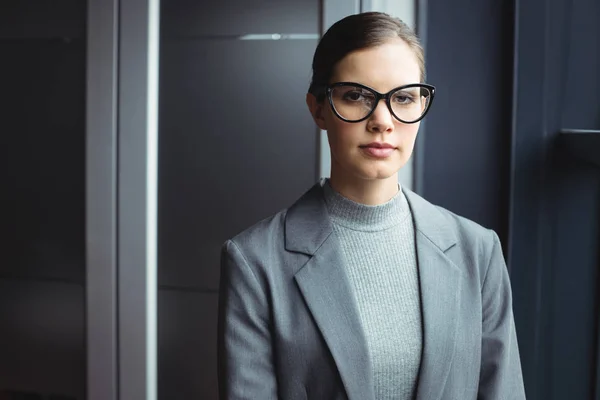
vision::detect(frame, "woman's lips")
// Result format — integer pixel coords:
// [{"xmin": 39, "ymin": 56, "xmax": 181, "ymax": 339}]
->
[{"xmin": 360, "ymin": 144, "xmax": 396, "ymax": 158}]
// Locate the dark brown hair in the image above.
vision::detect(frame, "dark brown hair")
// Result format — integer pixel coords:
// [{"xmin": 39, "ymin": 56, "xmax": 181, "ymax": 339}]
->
[{"xmin": 308, "ymin": 12, "xmax": 425, "ymax": 100}]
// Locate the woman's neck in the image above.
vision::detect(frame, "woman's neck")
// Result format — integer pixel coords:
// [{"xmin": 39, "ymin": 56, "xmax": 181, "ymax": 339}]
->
[{"xmin": 328, "ymin": 172, "xmax": 400, "ymax": 206}]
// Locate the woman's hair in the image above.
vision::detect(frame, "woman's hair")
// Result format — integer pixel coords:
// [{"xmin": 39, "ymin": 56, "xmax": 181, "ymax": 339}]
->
[{"xmin": 308, "ymin": 12, "xmax": 425, "ymax": 100}]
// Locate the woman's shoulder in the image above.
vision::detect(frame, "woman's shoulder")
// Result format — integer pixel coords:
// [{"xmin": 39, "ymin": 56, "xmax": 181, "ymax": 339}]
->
[
  {"xmin": 406, "ymin": 188, "xmax": 495, "ymax": 235},
  {"xmin": 436, "ymin": 202, "xmax": 496, "ymax": 243},
  {"xmin": 227, "ymin": 183, "xmax": 324, "ymax": 249},
  {"xmin": 404, "ymin": 188, "xmax": 500, "ymax": 264},
  {"xmin": 227, "ymin": 207, "xmax": 288, "ymax": 252}
]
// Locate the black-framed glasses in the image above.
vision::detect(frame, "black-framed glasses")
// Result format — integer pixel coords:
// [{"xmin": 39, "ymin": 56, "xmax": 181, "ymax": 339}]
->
[{"xmin": 324, "ymin": 82, "xmax": 436, "ymax": 124}]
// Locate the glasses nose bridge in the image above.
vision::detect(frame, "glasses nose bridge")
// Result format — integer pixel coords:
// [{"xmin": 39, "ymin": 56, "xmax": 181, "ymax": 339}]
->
[
  {"xmin": 367, "ymin": 92, "xmax": 395, "ymax": 126},
  {"xmin": 371, "ymin": 90, "xmax": 394, "ymax": 114}
]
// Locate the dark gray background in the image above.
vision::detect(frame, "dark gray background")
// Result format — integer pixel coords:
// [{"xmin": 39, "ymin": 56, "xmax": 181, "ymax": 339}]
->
[{"xmin": 0, "ymin": 1, "xmax": 86, "ymax": 399}]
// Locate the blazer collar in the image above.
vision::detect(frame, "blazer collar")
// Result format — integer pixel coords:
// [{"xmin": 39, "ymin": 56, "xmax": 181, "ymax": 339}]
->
[
  {"xmin": 284, "ymin": 182, "xmax": 458, "ymax": 254},
  {"xmin": 284, "ymin": 182, "xmax": 332, "ymax": 255},
  {"xmin": 285, "ymin": 182, "xmax": 462, "ymax": 400},
  {"xmin": 403, "ymin": 188, "xmax": 458, "ymax": 251}
]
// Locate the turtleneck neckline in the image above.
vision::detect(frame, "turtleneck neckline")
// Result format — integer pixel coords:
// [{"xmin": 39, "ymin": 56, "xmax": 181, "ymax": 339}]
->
[{"xmin": 322, "ymin": 179, "xmax": 411, "ymax": 232}]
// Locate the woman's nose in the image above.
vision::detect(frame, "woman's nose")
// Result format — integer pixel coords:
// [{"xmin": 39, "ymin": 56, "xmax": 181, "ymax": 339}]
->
[{"xmin": 367, "ymin": 100, "xmax": 395, "ymax": 133}]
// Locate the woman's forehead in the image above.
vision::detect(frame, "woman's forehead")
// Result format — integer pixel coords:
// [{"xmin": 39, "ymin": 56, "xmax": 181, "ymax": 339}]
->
[{"xmin": 331, "ymin": 38, "xmax": 421, "ymax": 90}]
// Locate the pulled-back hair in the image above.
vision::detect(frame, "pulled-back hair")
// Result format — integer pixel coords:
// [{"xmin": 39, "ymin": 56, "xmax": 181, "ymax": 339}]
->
[{"xmin": 308, "ymin": 12, "xmax": 425, "ymax": 100}]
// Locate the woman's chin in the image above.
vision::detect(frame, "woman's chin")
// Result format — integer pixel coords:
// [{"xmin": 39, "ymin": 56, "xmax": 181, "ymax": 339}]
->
[
  {"xmin": 355, "ymin": 161, "xmax": 403, "ymax": 179},
  {"xmin": 354, "ymin": 166, "xmax": 400, "ymax": 181},
  {"xmin": 332, "ymin": 157, "xmax": 404, "ymax": 182}
]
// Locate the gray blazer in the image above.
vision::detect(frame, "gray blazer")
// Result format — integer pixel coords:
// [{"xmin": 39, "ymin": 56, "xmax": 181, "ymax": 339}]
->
[{"xmin": 218, "ymin": 183, "xmax": 526, "ymax": 400}]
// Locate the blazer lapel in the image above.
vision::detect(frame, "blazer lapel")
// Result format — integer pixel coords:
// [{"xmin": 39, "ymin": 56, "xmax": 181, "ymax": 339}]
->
[
  {"xmin": 286, "ymin": 183, "xmax": 375, "ymax": 400},
  {"xmin": 404, "ymin": 189, "xmax": 463, "ymax": 400}
]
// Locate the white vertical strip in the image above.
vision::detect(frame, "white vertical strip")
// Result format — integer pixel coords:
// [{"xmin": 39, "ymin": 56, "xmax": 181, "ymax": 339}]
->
[
  {"xmin": 370, "ymin": 0, "xmax": 415, "ymax": 29},
  {"xmin": 366, "ymin": 0, "xmax": 417, "ymax": 190},
  {"xmin": 146, "ymin": 0, "xmax": 159, "ymax": 398},
  {"xmin": 319, "ymin": 132, "xmax": 331, "ymax": 179},
  {"xmin": 118, "ymin": 0, "xmax": 159, "ymax": 398},
  {"xmin": 319, "ymin": 0, "xmax": 361, "ymax": 178}
]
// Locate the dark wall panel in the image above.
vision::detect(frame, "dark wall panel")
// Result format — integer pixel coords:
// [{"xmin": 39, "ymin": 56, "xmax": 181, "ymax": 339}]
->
[
  {"xmin": 161, "ymin": 0, "xmax": 319, "ymax": 37},
  {"xmin": 158, "ymin": 39, "xmax": 318, "ymax": 291},
  {"xmin": 0, "ymin": 281, "xmax": 85, "ymax": 399},
  {"xmin": 0, "ymin": 1, "xmax": 85, "ymax": 39},
  {"xmin": 0, "ymin": 3, "xmax": 86, "ymax": 399},
  {"xmin": 549, "ymin": 159, "xmax": 600, "ymax": 399},
  {"xmin": 561, "ymin": 0, "xmax": 599, "ymax": 130},
  {"xmin": 158, "ymin": 291, "xmax": 218, "ymax": 399},
  {"xmin": 1, "ymin": 39, "xmax": 86, "ymax": 283},
  {"xmin": 420, "ymin": 0, "xmax": 513, "ymax": 241}
]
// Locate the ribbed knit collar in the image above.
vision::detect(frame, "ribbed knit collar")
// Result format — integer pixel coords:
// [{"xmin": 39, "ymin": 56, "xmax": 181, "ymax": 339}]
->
[{"xmin": 322, "ymin": 179, "xmax": 411, "ymax": 232}]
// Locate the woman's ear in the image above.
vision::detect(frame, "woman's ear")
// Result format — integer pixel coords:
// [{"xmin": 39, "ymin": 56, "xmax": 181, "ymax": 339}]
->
[{"xmin": 306, "ymin": 93, "xmax": 328, "ymax": 131}]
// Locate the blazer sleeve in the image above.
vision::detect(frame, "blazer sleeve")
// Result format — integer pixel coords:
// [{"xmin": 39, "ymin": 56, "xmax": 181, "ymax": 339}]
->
[
  {"xmin": 478, "ymin": 231, "xmax": 526, "ymax": 399},
  {"xmin": 217, "ymin": 239, "xmax": 278, "ymax": 400}
]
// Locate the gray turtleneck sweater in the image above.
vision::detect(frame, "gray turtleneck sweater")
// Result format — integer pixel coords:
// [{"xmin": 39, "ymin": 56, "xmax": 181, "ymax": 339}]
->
[{"xmin": 322, "ymin": 180, "xmax": 422, "ymax": 400}]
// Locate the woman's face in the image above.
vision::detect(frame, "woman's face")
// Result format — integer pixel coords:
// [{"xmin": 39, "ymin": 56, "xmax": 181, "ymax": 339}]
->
[{"xmin": 308, "ymin": 38, "xmax": 423, "ymax": 184}]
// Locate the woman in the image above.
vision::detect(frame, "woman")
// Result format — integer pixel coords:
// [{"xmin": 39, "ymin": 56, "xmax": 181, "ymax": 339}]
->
[{"xmin": 217, "ymin": 12, "xmax": 525, "ymax": 400}]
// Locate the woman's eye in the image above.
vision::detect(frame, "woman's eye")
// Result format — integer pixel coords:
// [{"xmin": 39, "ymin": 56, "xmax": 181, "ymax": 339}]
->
[
  {"xmin": 343, "ymin": 91, "xmax": 367, "ymax": 101},
  {"xmin": 393, "ymin": 92, "xmax": 416, "ymax": 104}
]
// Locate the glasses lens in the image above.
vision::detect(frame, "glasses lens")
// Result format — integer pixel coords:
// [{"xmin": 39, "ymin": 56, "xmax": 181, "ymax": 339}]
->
[
  {"xmin": 329, "ymin": 85, "xmax": 376, "ymax": 121},
  {"xmin": 390, "ymin": 86, "xmax": 432, "ymax": 123}
]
